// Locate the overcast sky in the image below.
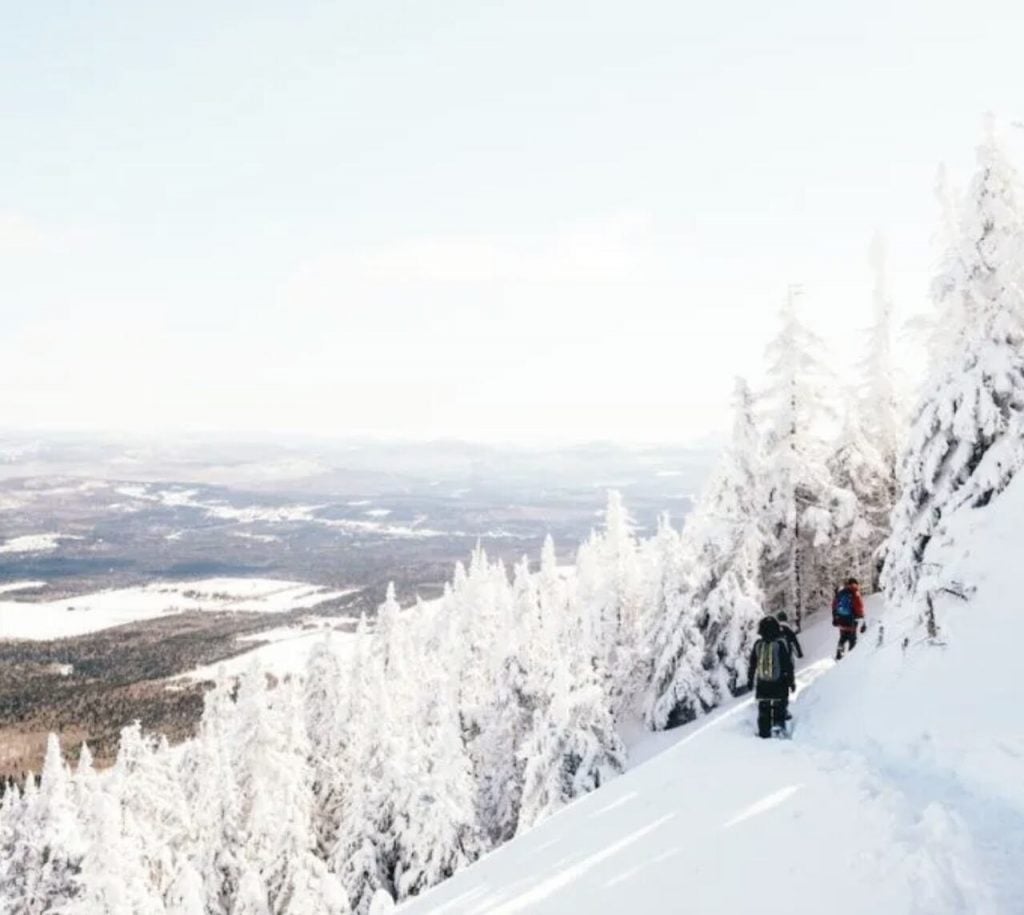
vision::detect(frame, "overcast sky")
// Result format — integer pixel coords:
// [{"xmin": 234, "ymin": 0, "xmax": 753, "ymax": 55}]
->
[{"xmin": 2, "ymin": 0, "xmax": 1023, "ymax": 444}]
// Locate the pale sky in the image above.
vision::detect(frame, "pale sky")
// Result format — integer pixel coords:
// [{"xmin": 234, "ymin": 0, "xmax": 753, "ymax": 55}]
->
[{"xmin": 3, "ymin": 0, "xmax": 1023, "ymax": 444}]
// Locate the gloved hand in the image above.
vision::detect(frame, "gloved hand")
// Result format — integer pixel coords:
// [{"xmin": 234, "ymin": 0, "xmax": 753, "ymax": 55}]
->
[
  {"xmin": 860, "ymin": 623, "xmax": 867, "ymax": 634},
  {"xmin": 790, "ymin": 682, "xmax": 796, "ymax": 693}
]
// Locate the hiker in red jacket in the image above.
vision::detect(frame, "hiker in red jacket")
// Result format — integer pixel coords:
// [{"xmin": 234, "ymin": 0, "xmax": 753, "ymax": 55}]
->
[{"xmin": 832, "ymin": 577, "xmax": 866, "ymax": 660}]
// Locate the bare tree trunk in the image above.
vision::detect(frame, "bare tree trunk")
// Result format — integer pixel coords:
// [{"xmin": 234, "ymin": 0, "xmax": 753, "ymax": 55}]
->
[{"xmin": 924, "ymin": 591, "xmax": 939, "ymax": 640}]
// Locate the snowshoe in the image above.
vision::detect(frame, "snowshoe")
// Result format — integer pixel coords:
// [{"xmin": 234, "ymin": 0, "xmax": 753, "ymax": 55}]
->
[{"xmin": 773, "ymin": 717, "xmax": 794, "ymax": 740}]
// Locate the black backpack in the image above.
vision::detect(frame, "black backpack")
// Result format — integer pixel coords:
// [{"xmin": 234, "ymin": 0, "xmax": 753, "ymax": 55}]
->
[{"xmin": 755, "ymin": 638, "xmax": 786, "ymax": 684}]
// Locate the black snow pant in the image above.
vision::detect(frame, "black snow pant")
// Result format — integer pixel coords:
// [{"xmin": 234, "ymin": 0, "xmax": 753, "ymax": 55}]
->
[
  {"xmin": 754, "ymin": 681, "xmax": 789, "ymax": 738},
  {"xmin": 836, "ymin": 627, "xmax": 858, "ymax": 658}
]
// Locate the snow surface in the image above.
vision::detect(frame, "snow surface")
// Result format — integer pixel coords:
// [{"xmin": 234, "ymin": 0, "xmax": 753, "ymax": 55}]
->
[
  {"xmin": 0, "ymin": 578, "xmax": 357, "ymax": 640},
  {"xmin": 401, "ymin": 472, "xmax": 1024, "ymax": 915}
]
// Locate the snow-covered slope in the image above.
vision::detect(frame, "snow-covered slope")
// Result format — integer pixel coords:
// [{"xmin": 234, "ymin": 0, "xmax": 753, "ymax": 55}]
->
[{"xmin": 400, "ymin": 479, "xmax": 1024, "ymax": 914}]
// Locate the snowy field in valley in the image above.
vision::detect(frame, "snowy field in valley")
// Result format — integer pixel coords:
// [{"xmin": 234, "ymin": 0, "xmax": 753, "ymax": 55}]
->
[
  {"xmin": 113, "ymin": 484, "xmax": 445, "ymax": 538},
  {"xmin": 180, "ymin": 619, "xmax": 362, "ymax": 682},
  {"xmin": 179, "ymin": 595, "xmax": 435, "ymax": 681},
  {"xmin": 401, "ymin": 482, "xmax": 1024, "ymax": 915},
  {"xmin": 0, "ymin": 533, "xmax": 68, "ymax": 554},
  {"xmin": 0, "ymin": 578, "xmax": 357, "ymax": 640}
]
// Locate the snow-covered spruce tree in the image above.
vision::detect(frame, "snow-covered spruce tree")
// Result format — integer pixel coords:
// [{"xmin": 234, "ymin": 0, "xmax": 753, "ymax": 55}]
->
[
  {"xmin": 182, "ymin": 675, "xmax": 244, "ymax": 913},
  {"xmin": 390, "ymin": 655, "xmax": 481, "ymax": 900},
  {"xmin": 230, "ymin": 667, "xmax": 345, "ymax": 915},
  {"xmin": 71, "ymin": 779, "xmax": 166, "ymax": 914},
  {"xmin": 468, "ymin": 556, "xmax": 539, "ymax": 844},
  {"xmin": 515, "ymin": 647, "xmax": 625, "ymax": 834},
  {"xmin": 350, "ymin": 580, "xmax": 484, "ymax": 906},
  {"xmin": 113, "ymin": 723, "xmax": 195, "ymax": 903},
  {"xmin": 328, "ymin": 616, "xmax": 392, "ymax": 914},
  {"xmin": 375, "ymin": 582, "xmax": 404, "ymax": 676},
  {"xmin": 826, "ymin": 406, "xmax": 884, "ymax": 587},
  {"xmin": 574, "ymin": 491, "xmax": 648, "ymax": 718},
  {"xmin": 515, "ymin": 535, "xmax": 624, "ymax": 832},
  {"xmin": 645, "ymin": 378, "xmax": 764, "ymax": 728},
  {"xmin": 72, "ymin": 743, "xmax": 97, "ymax": 815},
  {"xmin": 884, "ymin": 124, "xmax": 1024, "ymax": 609},
  {"xmin": 0, "ymin": 736, "xmax": 85, "ymax": 913},
  {"xmin": 469, "ymin": 538, "xmax": 583, "ymax": 842},
  {"xmin": 862, "ymin": 232, "xmax": 905, "ymax": 478},
  {"xmin": 828, "ymin": 236, "xmax": 903, "ymax": 588},
  {"xmin": 0, "ymin": 781, "xmax": 22, "ymax": 892},
  {"xmin": 443, "ymin": 548, "xmax": 530, "ymax": 842},
  {"xmin": 761, "ymin": 287, "xmax": 839, "ymax": 625},
  {"xmin": 640, "ymin": 516, "xmax": 701, "ymax": 729},
  {"xmin": 448, "ymin": 549, "xmax": 499, "ymax": 744},
  {"xmin": 303, "ymin": 634, "xmax": 348, "ymax": 860}
]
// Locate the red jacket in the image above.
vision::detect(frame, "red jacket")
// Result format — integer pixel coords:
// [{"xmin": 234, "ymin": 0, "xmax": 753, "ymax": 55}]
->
[{"xmin": 832, "ymin": 587, "xmax": 865, "ymax": 632}]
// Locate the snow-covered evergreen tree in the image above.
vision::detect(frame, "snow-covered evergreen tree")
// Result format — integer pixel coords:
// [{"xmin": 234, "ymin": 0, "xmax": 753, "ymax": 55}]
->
[
  {"xmin": 391, "ymin": 663, "xmax": 481, "ymax": 900},
  {"xmin": 761, "ymin": 287, "xmax": 839, "ymax": 624},
  {"xmin": 863, "ymin": 232, "xmax": 904, "ymax": 475},
  {"xmin": 469, "ymin": 557, "xmax": 536, "ymax": 843},
  {"xmin": 642, "ymin": 517, "xmax": 701, "ymax": 728},
  {"xmin": 575, "ymin": 492, "xmax": 647, "ymax": 717},
  {"xmin": 229, "ymin": 668, "xmax": 342, "ymax": 915},
  {"xmin": 328, "ymin": 617, "xmax": 391, "ymax": 914},
  {"xmin": 827, "ymin": 235, "xmax": 904, "ymax": 588},
  {"xmin": 72, "ymin": 785, "xmax": 166, "ymax": 915},
  {"xmin": 113, "ymin": 724, "xmax": 194, "ymax": 901},
  {"xmin": 183, "ymin": 675, "xmax": 243, "ymax": 914},
  {"xmin": 303, "ymin": 634, "xmax": 348, "ymax": 860},
  {"xmin": 0, "ymin": 736, "xmax": 85, "ymax": 913},
  {"xmin": 645, "ymin": 378, "xmax": 765, "ymax": 728},
  {"xmin": 516, "ymin": 656, "xmax": 624, "ymax": 833},
  {"xmin": 884, "ymin": 123, "xmax": 1024, "ymax": 608}
]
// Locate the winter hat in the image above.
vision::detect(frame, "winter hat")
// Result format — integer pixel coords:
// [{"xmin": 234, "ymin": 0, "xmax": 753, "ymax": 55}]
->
[{"xmin": 758, "ymin": 616, "xmax": 781, "ymax": 639}]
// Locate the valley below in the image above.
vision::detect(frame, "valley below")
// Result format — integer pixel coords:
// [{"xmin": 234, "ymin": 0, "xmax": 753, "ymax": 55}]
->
[{"xmin": 0, "ymin": 434, "xmax": 710, "ymax": 777}]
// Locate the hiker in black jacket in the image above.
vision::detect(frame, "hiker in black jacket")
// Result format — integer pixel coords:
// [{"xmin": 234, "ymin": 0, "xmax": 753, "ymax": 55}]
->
[
  {"xmin": 747, "ymin": 616, "xmax": 796, "ymax": 738},
  {"xmin": 775, "ymin": 611, "xmax": 803, "ymax": 660}
]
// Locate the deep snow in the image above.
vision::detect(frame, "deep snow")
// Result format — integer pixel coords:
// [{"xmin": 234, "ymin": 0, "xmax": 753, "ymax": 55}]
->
[{"xmin": 399, "ymin": 478, "xmax": 1024, "ymax": 915}]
